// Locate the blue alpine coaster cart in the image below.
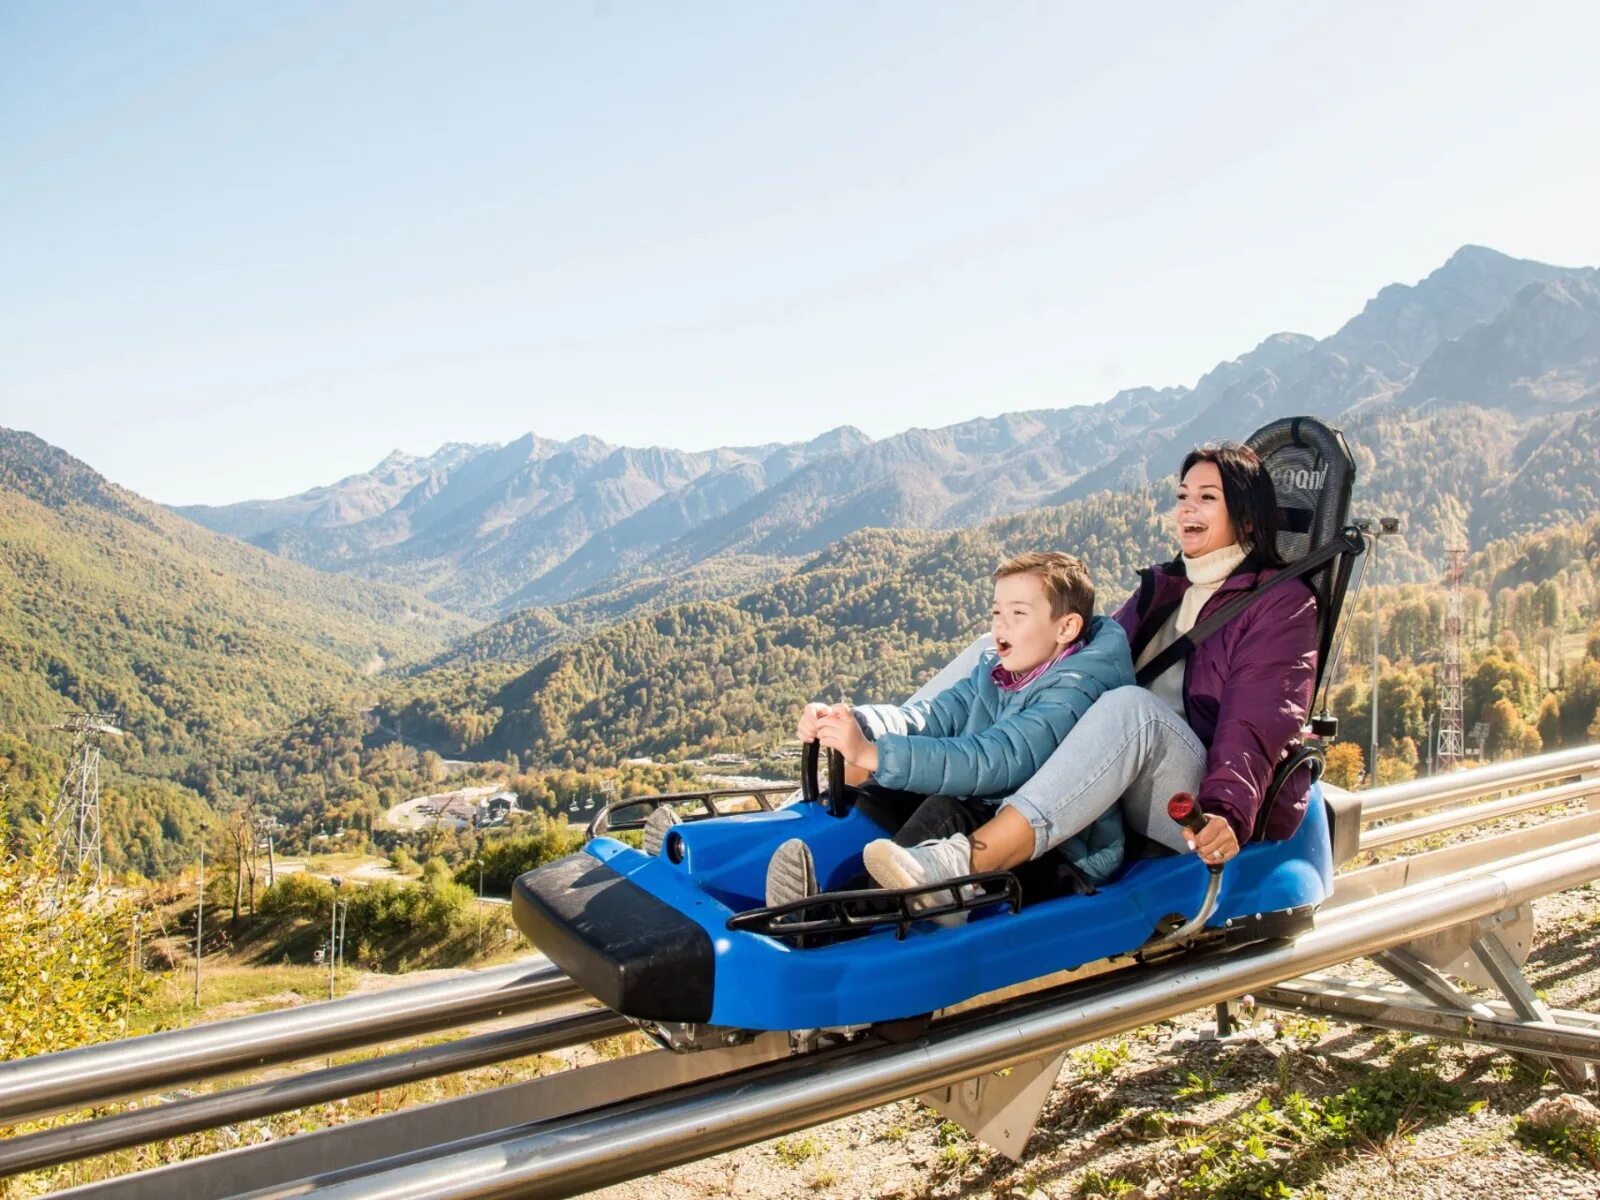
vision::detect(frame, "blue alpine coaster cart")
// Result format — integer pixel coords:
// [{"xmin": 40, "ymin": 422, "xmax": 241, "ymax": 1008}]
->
[{"xmin": 513, "ymin": 417, "xmax": 1368, "ymax": 1046}]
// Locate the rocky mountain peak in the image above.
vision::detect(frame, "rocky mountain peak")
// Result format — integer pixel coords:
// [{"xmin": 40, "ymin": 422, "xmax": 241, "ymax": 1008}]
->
[{"xmin": 804, "ymin": 425, "xmax": 873, "ymax": 455}]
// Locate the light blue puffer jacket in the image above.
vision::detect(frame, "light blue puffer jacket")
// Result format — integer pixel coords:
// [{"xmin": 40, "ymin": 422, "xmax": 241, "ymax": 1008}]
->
[{"xmin": 852, "ymin": 615, "xmax": 1135, "ymax": 883}]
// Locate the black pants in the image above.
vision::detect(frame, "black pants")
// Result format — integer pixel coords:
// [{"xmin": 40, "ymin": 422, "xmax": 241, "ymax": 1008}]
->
[{"xmin": 850, "ymin": 787, "xmax": 1089, "ymax": 907}]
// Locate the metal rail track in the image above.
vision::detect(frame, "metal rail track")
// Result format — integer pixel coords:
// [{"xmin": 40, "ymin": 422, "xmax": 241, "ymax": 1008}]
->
[
  {"xmin": 76, "ymin": 825, "xmax": 1600, "ymax": 1200},
  {"xmin": 0, "ymin": 1010, "xmax": 631, "ymax": 1178},
  {"xmin": 0, "ymin": 959, "xmax": 580, "ymax": 1126},
  {"xmin": 8, "ymin": 746, "xmax": 1600, "ymax": 1196}
]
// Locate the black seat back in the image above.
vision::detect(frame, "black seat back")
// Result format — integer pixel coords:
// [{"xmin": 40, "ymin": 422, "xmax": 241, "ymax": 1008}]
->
[
  {"xmin": 1243, "ymin": 416, "xmax": 1359, "ymax": 701},
  {"xmin": 1242, "ymin": 417, "xmax": 1364, "ymax": 852}
]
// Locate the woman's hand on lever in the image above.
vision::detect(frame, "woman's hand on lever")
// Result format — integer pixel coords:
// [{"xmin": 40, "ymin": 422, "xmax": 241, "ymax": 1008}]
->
[
  {"xmin": 1188, "ymin": 813, "xmax": 1239, "ymax": 864},
  {"xmin": 816, "ymin": 709, "xmax": 878, "ymax": 774}
]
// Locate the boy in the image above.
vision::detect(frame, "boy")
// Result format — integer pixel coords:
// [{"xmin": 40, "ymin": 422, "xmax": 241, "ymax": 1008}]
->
[{"xmin": 769, "ymin": 550, "xmax": 1135, "ymax": 912}]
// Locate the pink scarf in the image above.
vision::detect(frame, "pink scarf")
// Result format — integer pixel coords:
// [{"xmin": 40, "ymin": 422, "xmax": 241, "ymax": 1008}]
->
[{"xmin": 991, "ymin": 640, "xmax": 1080, "ymax": 693}]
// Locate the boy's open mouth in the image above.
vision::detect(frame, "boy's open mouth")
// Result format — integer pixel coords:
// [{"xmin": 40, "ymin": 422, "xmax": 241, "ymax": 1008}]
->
[{"xmin": 995, "ymin": 637, "xmax": 1013, "ymax": 655}]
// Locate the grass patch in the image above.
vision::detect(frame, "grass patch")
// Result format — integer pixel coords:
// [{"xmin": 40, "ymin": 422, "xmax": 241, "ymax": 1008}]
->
[
  {"xmin": 1072, "ymin": 1039, "xmax": 1133, "ymax": 1079},
  {"xmin": 1173, "ymin": 1047, "xmax": 1475, "ymax": 1199},
  {"xmin": 809, "ymin": 1164, "xmax": 841, "ymax": 1189},
  {"xmin": 774, "ymin": 1134, "xmax": 823, "ymax": 1166},
  {"xmin": 937, "ymin": 1142, "xmax": 973, "ymax": 1170},
  {"xmin": 129, "ymin": 963, "xmax": 353, "ymax": 1034},
  {"xmin": 1514, "ymin": 1115, "xmax": 1600, "ymax": 1170},
  {"xmin": 1078, "ymin": 1170, "xmax": 1141, "ymax": 1198}
]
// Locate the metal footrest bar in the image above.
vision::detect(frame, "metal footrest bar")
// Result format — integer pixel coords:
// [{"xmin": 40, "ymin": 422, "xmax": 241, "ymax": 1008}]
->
[{"xmin": 725, "ymin": 871, "xmax": 1024, "ymax": 942}]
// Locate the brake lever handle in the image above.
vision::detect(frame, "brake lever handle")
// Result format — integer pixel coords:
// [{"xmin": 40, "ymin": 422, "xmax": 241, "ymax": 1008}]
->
[{"xmin": 1168, "ymin": 792, "xmax": 1224, "ymax": 876}]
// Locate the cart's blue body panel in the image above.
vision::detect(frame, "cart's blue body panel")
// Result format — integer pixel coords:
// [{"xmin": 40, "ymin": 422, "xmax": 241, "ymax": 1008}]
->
[{"xmin": 513, "ymin": 786, "xmax": 1333, "ymax": 1030}]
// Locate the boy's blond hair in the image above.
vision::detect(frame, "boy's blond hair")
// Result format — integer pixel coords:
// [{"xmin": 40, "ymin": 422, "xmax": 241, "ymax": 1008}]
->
[{"xmin": 993, "ymin": 551, "xmax": 1095, "ymax": 625}]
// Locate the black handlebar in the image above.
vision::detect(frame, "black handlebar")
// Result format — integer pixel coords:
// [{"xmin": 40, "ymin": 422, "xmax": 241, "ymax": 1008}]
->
[{"xmin": 801, "ymin": 740, "xmax": 851, "ymax": 817}]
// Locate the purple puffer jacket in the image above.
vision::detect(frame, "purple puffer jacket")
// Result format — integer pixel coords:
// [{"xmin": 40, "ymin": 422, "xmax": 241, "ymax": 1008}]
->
[{"xmin": 1112, "ymin": 555, "xmax": 1319, "ymax": 844}]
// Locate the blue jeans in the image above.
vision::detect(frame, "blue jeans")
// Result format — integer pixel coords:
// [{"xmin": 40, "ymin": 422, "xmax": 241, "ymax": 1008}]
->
[{"xmin": 1002, "ymin": 685, "xmax": 1208, "ymax": 858}]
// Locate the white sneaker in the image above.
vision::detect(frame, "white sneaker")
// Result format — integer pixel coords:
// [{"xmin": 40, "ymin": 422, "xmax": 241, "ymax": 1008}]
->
[
  {"xmin": 862, "ymin": 834, "xmax": 976, "ymax": 927},
  {"xmin": 765, "ymin": 838, "xmax": 818, "ymax": 907},
  {"xmin": 642, "ymin": 806, "xmax": 681, "ymax": 856}
]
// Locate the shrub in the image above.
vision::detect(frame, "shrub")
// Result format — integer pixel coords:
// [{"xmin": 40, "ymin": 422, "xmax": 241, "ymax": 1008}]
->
[{"xmin": 1, "ymin": 832, "xmax": 152, "ymax": 1061}]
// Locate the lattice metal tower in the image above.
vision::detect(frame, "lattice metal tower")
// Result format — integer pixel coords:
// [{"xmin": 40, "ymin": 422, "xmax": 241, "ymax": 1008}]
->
[
  {"xmin": 1436, "ymin": 550, "xmax": 1466, "ymax": 771},
  {"xmin": 47, "ymin": 713, "xmax": 123, "ymax": 887}
]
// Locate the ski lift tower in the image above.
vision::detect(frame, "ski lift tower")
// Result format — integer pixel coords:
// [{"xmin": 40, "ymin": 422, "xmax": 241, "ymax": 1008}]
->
[
  {"xmin": 47, "ymin": 713, "xmax": 123, "ymax": 888},
  {"xmin": 1436, "ymin": 550, "xmax": 1466, "ymax": 771}
]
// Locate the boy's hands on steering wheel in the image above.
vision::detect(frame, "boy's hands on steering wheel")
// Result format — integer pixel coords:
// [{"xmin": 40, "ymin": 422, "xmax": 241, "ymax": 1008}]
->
[
  {"xmin": 795, "ymin": 701, "xmax": 833, "ymax": 743},
  {"xmin": 1187, "ymin": 812, "xmax": 1240, "ymax": 864},
  {"xmin": 815, "ymin": 707, "xmax": 878, "ymax": 773}
]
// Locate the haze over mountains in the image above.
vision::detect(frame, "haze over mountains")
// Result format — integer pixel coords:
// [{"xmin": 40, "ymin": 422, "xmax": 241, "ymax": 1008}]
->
[{"xmin": 174, "ymin": 246, "xmax": 1600, "ymax": 619}]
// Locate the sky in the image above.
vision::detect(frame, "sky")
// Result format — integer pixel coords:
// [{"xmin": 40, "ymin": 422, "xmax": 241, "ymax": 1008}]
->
[{"xmin": 3, "ymin": 1, "xmax": 1599, "ymax": 506}]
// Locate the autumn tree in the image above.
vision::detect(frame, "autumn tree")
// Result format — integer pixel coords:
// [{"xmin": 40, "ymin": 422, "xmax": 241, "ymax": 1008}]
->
[
  {"xmin": 1482, "ymin": 698, "xmax": 1542, "ymax": 761},
  {"xmin": 0, "ymin": 830, "xmax": 150, "ymax": 1062},
  {"xmin": 1322, "ymin": 742, "xmax": 1365, "ymax": 790}
]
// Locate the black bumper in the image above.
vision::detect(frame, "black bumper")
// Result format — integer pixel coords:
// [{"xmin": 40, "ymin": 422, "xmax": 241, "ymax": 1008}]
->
[{"xmin": 512, "ymin": 852, "xmax": 716, "ymax": 1023}]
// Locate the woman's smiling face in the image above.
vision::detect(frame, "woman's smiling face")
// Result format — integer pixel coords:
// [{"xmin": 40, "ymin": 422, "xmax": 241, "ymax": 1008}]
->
[{"xmin": 1175, "ymin": 461, "xmax": 1238, "ymax": 558}]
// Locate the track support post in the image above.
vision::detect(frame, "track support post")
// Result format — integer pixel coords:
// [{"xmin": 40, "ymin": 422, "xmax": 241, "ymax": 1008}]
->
[
  {"xmin": 1469, "ymin": 931, "xmax": 1592, "ymax": 1091},
  {"xmin": 920, "ymin": 1049, "xmax": 1069, "ymax": 1161}
]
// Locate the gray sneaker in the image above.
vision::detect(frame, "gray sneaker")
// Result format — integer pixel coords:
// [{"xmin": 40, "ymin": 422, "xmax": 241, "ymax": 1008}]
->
[
  {"xmin": 765, "ymin": 838, "xmax": 818, "ymax": 907},
  {"xmin": 863, "ymin": 833, "xmax": 975, "ymax": 927},
  {"xmin": 642, "ymin": 806, "xmax": 681, "ymax": 856}
]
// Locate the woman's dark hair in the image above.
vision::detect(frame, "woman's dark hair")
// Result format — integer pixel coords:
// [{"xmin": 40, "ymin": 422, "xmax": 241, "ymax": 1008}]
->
[{"xmin": 1179, "ymin": 442, "xmax": 1285, "ymax": 567}]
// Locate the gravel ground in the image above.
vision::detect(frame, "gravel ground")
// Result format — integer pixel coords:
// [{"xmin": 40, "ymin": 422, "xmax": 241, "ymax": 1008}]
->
[{"xmin": 584, "ymin": 879, "xmax": 1600, "ymax": 1200}]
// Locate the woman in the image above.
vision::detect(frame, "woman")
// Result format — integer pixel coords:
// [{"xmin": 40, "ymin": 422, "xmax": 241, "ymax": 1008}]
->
[{"xmin": 813, "ymin": 441, "xmax": 1319, "ymax": 900}]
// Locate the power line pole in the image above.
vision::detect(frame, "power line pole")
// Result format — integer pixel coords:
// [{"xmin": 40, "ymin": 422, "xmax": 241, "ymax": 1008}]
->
[
  {"xmin": 46, "ymin": 713, "xmax": 122, "ymax": 890},
  {"xmin": 329, "ymin": 878, "xmax": 344, "ymax": 999},
  {"xmin": 1437, "ymin": 548, "xmax": 1467, "ymax": 771},
  {"xmin": 194, "ymin": 826, "xmax": 207, "ymax": 1008},
  {"xmin": 1358, "ymin": 518, "xmax": 1401, "ymax": 787}
]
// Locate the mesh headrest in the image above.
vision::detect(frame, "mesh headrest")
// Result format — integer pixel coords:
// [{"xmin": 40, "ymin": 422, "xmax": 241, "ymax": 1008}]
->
[{"xmin": 1245, "ymin": 417, "xmax": 1356, "ymax": 571}]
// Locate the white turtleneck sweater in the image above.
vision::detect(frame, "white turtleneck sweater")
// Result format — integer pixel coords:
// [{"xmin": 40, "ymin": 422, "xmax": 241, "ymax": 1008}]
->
[{"xmin": 1134, "ymin": 543, "xmax": 1249, "ymax": 717}]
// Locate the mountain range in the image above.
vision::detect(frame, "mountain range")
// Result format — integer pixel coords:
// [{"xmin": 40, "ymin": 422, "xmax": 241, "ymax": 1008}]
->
[{"xmin": 174, "ymin": 246, "xmax": 1600, "ymax": 619}]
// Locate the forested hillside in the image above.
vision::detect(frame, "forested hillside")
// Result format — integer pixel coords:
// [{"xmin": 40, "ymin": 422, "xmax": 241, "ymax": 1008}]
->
[
  {"xmin": 0, "ymin": 429, "xmax": 473, "ymax": 872},
  {"xmin": 0, "ymin": 430, "xmax": 470, "ymax": 766},
  {"xmin": 414, "ymin": 401, "xmax": 1600, "ymax": 673}
]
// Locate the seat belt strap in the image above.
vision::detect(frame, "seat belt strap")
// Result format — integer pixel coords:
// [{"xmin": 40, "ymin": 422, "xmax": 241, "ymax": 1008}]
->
[{"xmin": 1133, "ymin": 534, "xmax": 1355, "ymax": 688}]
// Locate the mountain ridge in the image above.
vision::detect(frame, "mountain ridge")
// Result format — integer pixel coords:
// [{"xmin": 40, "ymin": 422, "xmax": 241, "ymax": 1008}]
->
[
  {"xmin": 173, "ymin": 246, "xmax": 1600, "ymax": 618},
  {"xmin": 0, "ymin": 427, "xmax": 472, "ymax": 774}
]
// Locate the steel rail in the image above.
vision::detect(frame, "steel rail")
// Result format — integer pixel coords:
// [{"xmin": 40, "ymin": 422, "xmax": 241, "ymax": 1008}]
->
[
  {"xmin": 41, "ymin": 820, "xmax": 1600, "ymax": 1194},
  {"xmin": 0, "ymin": 958, "xmax": 580, "ymax": 1126},
  {"xmin": 1359, "ymin": 775, "xmax": 1600, "ymax": 851},
  {"xmin": 271, "ymin": 835, "xmax": 1600, "ymax": 1200},
  {"xmin": 13, "ymin": 746, "xmax": 1600, "ymax": 1190},
  {"xmin": 0, "ymin": 1009, "xmax": 628, "ymax": 1179},
  {"xmin": 1358, "ymin": 744, "xmax": 1600, "ymax": 823}
]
